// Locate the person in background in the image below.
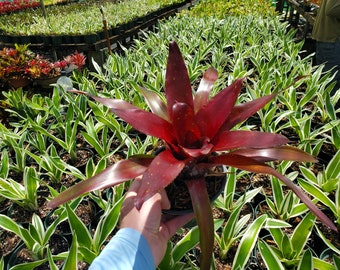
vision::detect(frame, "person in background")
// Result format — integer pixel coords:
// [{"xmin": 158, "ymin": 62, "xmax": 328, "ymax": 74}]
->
[
  {"xmin": 312, "ymin": 0, "xmax": 340, "ymax": 109},
  {"xmin": 89, "ymin": 179, "xmax": 193, "ymax": 270}
]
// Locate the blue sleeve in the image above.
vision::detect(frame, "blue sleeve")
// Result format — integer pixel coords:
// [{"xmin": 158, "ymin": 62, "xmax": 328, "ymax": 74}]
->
[{"xmin": 89, "ymin": 228, "xmax": 155, "ymax": 270}]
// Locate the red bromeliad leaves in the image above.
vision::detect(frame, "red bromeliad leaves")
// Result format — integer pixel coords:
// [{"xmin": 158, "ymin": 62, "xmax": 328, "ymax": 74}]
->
[
  {"xmin": 135, "ymin": 150, "xmax": 186, "ymax": 209},
  {"xmin": 48, "ymin": 41, "xmax": 337, "ymax": 233},
  {"xmin": 229, "ymin": 145, "xmax": 317, "ymax": 163},
  {"xmin": 166, "ymin": 42, "xmax": 194, "ymax": 120},
  {"xmin": 47, "ymin": 156, "xmax": 153, "ymax": 208},
  {"xmin": 212, "ymin": 131, "xmax": 289, "ymax": 151},
  {"xmin": 209, "ymin": 153, "xmax": 337, "ymax": 231},
  {"xmin": 186, "ymin": 178, "xmax": 214, "ymax": 269},
  {"xmin": 194, "ymin": 67, "xmax": 219, "ymax": 113},
  {"xmin": 91, "ymin": 96, "xmax": 176, "ymax": 144},
  {"xmin": 196, "ymin": 78, "xmax": 244, "ymax": 139},
  {"xmin": 220, "ymin": 93, "xmax": 278, "ymax": 131},
  {"xmin": 219, "ymin": 76, "xmax": 307, "ymax": 132}
]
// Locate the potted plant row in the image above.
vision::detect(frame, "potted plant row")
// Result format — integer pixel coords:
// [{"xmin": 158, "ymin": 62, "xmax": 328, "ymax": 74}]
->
[
  {"xmin": 0, "ymin": 44, "xmax": 86, "ymax": 89},
  {"xmin": 0, "ymin": 0, "xmax": 40, "ymax": 14},
  {"xmin": 0, "ymin": 0, "xmax": 191, "ymax": 46}
]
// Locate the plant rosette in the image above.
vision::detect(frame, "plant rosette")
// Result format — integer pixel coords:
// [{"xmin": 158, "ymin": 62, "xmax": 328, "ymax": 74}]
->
[
  {"xmin": 0, "ymin": 44, "xmax": 34, "ymax": 86},
  {"xmin": 48, "ymin": 41, "xmax": 337, "ymax": 270},
  {"xmin": 27, "ymin": 51, "xmax": 86, "ymax": 80},
  {"xmin": 0, "ymin": 44, "xmax": 86, "ymax": 86}
]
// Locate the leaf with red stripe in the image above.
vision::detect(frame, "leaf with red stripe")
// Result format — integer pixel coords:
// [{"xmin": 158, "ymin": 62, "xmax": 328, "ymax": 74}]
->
[
  {"xmin": 229, "ymin": 146, "xmax": 317, "ymax": 163},
  {"xmin": 221, "ymin": 93, "xmax": 277, "ymax": 131}
]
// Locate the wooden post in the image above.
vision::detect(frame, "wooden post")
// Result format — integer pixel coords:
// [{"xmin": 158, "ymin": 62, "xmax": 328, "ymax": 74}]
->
[
  {"xmin": 100, "ymin": 6, "xmax": 111, "ymax": 54},
  {"xmin": 276, "ymin": 0, "xmax": 284, "ymax": 13},
  {"xmin": 40, "ymin": 0, "xmax": 47, "ymax": 18}
]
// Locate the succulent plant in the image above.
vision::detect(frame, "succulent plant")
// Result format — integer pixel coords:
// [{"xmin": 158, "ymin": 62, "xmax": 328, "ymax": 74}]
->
[{"xmin": 48, "ymin": 41, "xmax": 336, "ymax": 270}]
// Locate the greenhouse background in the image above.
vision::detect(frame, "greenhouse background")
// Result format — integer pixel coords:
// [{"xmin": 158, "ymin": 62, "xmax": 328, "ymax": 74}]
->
[{"xmin": 0, "ymin": 0, "xmax": 339, "ymax": 269}]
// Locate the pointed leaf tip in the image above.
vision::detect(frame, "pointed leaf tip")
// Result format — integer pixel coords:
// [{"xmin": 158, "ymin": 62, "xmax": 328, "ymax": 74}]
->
[
  {"xmin": 196, "ymin": 78, "xmax": 244, "ymax": 138},
  {"xmin": 194, "ymin": 67, "xmax": 219, "ymax": 112},
  {"xmin": 166, "ymin": 41, "xmax": 193, "ymax": 119},
  {"xmin": 202, "ymin": 67, "xmax": 218, "ymax": 82}
]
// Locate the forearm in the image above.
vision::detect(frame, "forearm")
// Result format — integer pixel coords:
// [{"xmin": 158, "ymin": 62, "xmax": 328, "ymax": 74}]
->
[{"xmin": 89, "ymin": 228, "xmax": 155, "ymax": 270}]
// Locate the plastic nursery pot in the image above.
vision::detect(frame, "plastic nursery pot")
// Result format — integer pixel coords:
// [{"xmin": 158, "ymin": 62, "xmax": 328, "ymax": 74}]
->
[
  {"xmin": 254, "ymin": 199, "xmax": 272, "ymax": 218},
  {"xmin": 7, "ymin": 242, "xmax": 25, "ymax": 270},
  {"xmin": 34, "ymin": 75, "xmax": 61, "ymax": 89},
  {"xmin": 0, "ymin": 199, "xmax": 12, "ymax": 214},
  {"xmin": 84, "ymin": 33, "xmax": 99, "ymax": 44},
  {"xmin": 0, "ymin": 229, "xmax": 22, "ymax": 266},
  {"xmin": 5, "ymin": 234, "xmax": 68, "ymax": 270},
  {"xmin": 44, "ymin": 210, "xmax": 72, "ymax": 241},
  {"xmin": 6, "ymin": 242, "xmax": 48, "ymax": 270},
  {"xmin": 74, "ymin": 199, "xmax": 98, "ymax": 229},
  {"xmin": 320, "ymin": 248, "xmax": 337, "ymax": 264},
  {"xmin": 48, "ymin": 234, "xmax": 69, "ymax": 255},
  {"xmin": 164, "ymin": 166, "xmax": 226, "ymax": 216},
  {"xmin": 6, "ymin": 77, "xmax": 32, "ymax": 89},
  {"xmin": 60, "ymin": 147, "xmax": 94, "ymax": 173},
  {"xmin": 1, "ymin": 34, "xmax": 12, "ymax": 43},
  {"xmin": 152, "ymin": 146, "xmax": 226, "ymax": 215},
  {"xmin": 6, "ymin": 204, "xmax": 32, "ymax": 226}
]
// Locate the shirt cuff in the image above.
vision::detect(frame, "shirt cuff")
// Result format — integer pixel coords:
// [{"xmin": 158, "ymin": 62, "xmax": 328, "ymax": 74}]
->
[{"xmin": 89, "ymin": 228, "xmax": 155, "ymax": 270}]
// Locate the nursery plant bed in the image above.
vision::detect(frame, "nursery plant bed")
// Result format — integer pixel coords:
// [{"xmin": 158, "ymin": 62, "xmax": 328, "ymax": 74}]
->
[
  {"xmin": 1, "ymin": 2, "xmax": 339, "ymax": 268},
  {"xmin": 0, "ymin": 0, "xmax": 196, "ymax": 71},
  {"xmin": 0, "ymin": 0, "xmax": 194, "ymax": 50}
]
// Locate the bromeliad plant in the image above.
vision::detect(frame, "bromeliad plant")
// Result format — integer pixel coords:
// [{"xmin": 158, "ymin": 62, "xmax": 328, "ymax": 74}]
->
[
  {"xmin": 48, "ymin": 41, "xmax": 337, "ymax": 269},
  {"xmin": 0, "ymin": 45, "xmax": 86, "ymax": 85}
]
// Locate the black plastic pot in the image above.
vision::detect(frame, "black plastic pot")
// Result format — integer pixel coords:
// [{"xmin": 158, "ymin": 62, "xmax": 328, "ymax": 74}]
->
[
  {"xmin": 0, "ymin": 34, "xmax": 12, "ymax": 43},
  {"xmin": 84, "ymin": 33, "xmax": 99, "ymax": 44},
  {"xmin": 0, "ymin": 199, "xmax": 11, "ymax": 214},
  {"xmin": 60, "ymin": 147, "xmax": 94, "ymax": 173},
  {"xmin": 152, "ymin": 146, "xmax": 226, "ymax": 215},
  {"xmin": 51, "ymin": 35, "xmax": 63, "ymax": 45},
  {"xmin": 164, "ymin": 167, "xmax": 226, "ymax": 215},
  {"xmin": 34, "ymin": 75, "xmax": 60, "ymax": 89},
  {"xmin": 44, "ymin": 210, "xmax": 72, "ymax": 242},
  {"xmin": 0, "ymin": 229, "xmax": 22, "ymax": 266}
]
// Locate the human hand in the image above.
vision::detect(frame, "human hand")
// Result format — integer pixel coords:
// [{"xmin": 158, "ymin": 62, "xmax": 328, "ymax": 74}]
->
[{"xmin": 120, "ymin": 178, "xmax": 194, "ymax": 266}]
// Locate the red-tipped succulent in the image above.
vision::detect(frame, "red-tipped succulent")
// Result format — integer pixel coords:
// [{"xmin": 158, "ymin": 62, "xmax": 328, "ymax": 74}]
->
[{"xmin": 48, "ymin": 41, "xmax": 336, "ymax": 269}]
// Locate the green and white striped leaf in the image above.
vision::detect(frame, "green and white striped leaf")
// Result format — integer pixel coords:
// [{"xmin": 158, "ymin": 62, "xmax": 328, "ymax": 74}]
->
[
  {"xmin": 258, "ymin": 239, "xmax": 285, "ymax": 270},
  {"xmin": 232, "ymin": 215, "xmax": 267, "ymax": 269}
]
